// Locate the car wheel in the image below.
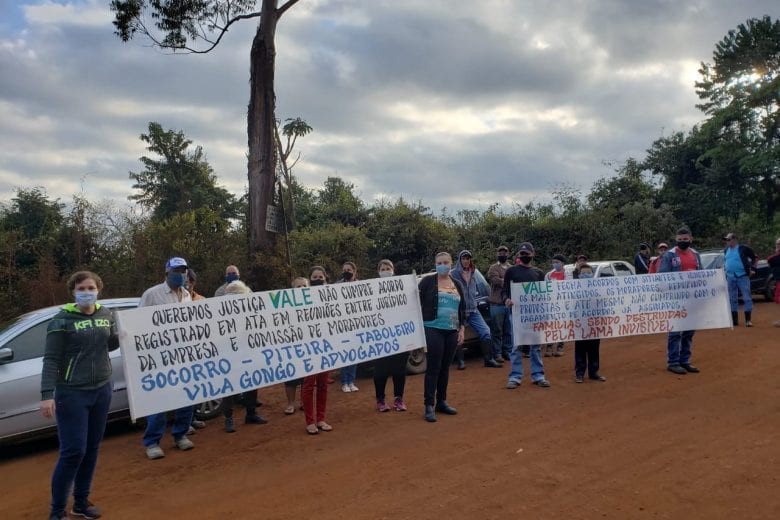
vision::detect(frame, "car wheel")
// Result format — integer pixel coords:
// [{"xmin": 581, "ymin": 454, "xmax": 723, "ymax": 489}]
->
[
  {"xmin": 193, "ymin": 398, "xmax": 227, "ymax": 420},
  {"xmin": 406, "ymin": 348, "xmax": 427, "ymax": 374}
]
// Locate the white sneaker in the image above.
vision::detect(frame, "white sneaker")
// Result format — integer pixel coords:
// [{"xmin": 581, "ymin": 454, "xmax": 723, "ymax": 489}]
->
[
  {"xmin": 341, "ymin": 384, "xmax": 352, "ymax": 393},
  {"xmin": 145, "ymin": 444, "xmax": 165, "ymax": 460},
  {"xmin": 349, "ymin": 383, "xmax": 359, "ymax": 392},
  {"xmin": 174, "ymin": 435, "xmax": 194, "ymax": 451}
]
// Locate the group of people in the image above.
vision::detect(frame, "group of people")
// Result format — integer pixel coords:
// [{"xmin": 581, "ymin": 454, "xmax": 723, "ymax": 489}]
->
[{"xmin": 40, "ymin": 228, "xmax": 780, "ymax": 519}]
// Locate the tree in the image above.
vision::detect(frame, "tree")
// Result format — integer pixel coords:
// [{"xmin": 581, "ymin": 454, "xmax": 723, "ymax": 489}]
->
[
  {"xmin": 276, "ymin": 117, "xmax": 313, "ymax": 229},
  {"xmin": 128, "ymin": 122, "xmax": 242, "ymax": 221},
  {"xmin": 111, "ymin": 0, "xmax": 301, "ymax": 259},
  {"xmin": 696, "ymin": 16, "xmax": 780, "ymax": 224}
]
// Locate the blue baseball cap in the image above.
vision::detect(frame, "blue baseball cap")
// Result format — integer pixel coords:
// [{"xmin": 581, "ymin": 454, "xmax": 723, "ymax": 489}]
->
[{"xmin": 165, "ymin": 257, "xmax": 188, "ymax": 271}]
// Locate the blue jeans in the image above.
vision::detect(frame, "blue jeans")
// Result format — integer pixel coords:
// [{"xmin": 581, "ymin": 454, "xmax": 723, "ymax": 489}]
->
[
  {"xmin": 143, "ymin": 406, "xmax": 194, "ymax": 447},
  {"xmin": 727, "ymin": 276, "xmax": 753, "ymax": 312},
  {"xmin": 466, "ymin": 310, "xmax": 491, "ymax": 341},
  {"xmin": 507, "ymin": 345, "xmax": 545, "ymax": 383},
  {"xmin": 489, "ymin": 304, "xmax": 512, "ymax": 358},
  {"xmin": 340, "ymin": 364, "xmax": 357, "ymax": 385},
  {"xmin": 51, "ymin": 383, "xmax": 112, "ymax": 516},
  {"xmin": 667, "ymin": 330, "xmax": 695, "ymax": 366}
]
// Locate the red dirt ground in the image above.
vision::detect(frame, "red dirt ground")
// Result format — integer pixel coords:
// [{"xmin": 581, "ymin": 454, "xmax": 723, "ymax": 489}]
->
[{"xmin": 2, "ymin": 303, "xmax": 779, "ymax": 520}]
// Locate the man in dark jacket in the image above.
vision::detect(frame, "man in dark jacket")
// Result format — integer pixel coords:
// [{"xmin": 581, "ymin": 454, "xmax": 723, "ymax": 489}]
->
[
  {"xmin": 502, "ymin": 242, "xmax": 550, "ymax": 389},
  {"xmin": 634, "ymin": 243, "xmax": 651, "ymax": 274},
  {"xmin": 723, "ymin": 232, "xmax": 757, "ymax": 327}
]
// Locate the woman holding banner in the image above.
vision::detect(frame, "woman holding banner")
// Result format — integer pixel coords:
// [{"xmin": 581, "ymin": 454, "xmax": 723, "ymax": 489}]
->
[
  {"xmin": 303, "ymin": 267, "xmax": 334, "ymax": 434},
  {"xmin": 337, "ymin": 261, "xmax": 361, "ymax": 393},
  {"xmin": 418, "ymin": 252, "xmax": 466, "ymax": 423},
  {"xmin": 373, "ymin": 260, "xmax": 409, "ymax": 412},
  {"xmin": 40, "ymin": 271, "xmax": 118, "ymax": 520}
]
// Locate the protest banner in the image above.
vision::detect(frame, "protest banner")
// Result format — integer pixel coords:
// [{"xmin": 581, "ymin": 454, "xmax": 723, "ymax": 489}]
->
[
  {"xmin": 115, "ymin": 275, "xmax": 426, "ymax": 419},
  {"xmin": 510, "ymin": 270, "xmax": 731, "ymax": 345}
]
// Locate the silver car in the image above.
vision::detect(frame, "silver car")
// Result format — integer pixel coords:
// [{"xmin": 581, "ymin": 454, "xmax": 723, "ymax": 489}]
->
[{"xmin": 0, "ymin": 298, "xmax": 223, "ymax": 444}]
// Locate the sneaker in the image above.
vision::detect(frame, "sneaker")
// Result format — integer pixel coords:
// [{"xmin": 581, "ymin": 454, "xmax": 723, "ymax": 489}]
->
[
  {"xmin": 575, "ymin": 375, "xmax": 584, "ymax": 383},
  {"xmin": 667, "ymin": 365, "xmax": 687, "ymax": 375},
  {"xmin": 393, "ymin": 397, "xmax": 407, "ymax": 412},
  {"xmin": 71, "ymin": 501, "xmax": 101, "ymax": 519},
  {"xmin": 49, "ymin": 512, "xmax": 67, "ymax": 520},
  {"xmin": 186, "ymin": 425, "xmax": 196, "ymax": 435},
  {"xmin": 484, "ymin": 359, "xmax": 503, "ymax": 368},
  {"xmin": 245, "ymin": 414, "xmax": 268, "ymax": 424},
  {"xmin": 145, "ymin": 444, "xmax": 165, "ymax": 460},
  {"xmin": 306, "ymin": 423, "xmax": 319, "ymax": 435},
  {"xmin": 174, "ymin": 435, "xmax": 194, "ymax": 450},
  {"xmin": 376, "ymin": 399, "xmax": 391, "ymax": 412},
  {"xmin": 225, "ymin": 417, "xmax": 236, "ymax": 433},
  {"xmin": 532, "ymin": 379, "xmax": 551, "ymax": 388},
  {"xmin": 506, "ymin": 380, "xmax": 520, "ymax": 389},
  {"xmin": 544, "ymin": 347, "xmax": 552, "ymax": 357},
  {"xmin": 191, "ymin": 419, "xmax": 206, "ymax": 429},
  {"xmin": 745, "ymin": 321, "xmax": 753, "ymax": 327},
  {"xmin": 680, "ymin": 364, "xmax": 700, "ymax": 373},
  {"xmin": 589, "ymin": 374, "xmax": 606, "ymax": 381},
  {"xmin": 341, "ymin": 384, "xmax": 352, "ymax": 393},
  {"xmin": 456, "ymin": 358, "xmax": 466, "ymax": 370},
  {"xmin": 554, "ymin": 347, "xmax": 565, "ymax": 357},
  {"xmin": 316, "ymin": 421, "xmax": 333, "ymax": 431},
  {"xmin": 349, "ymin": 383, "xmax": 359, "ymax": 392}
]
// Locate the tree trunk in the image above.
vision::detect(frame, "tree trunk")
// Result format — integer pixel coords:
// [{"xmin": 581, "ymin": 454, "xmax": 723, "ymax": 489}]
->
[{"xmin": 247, "ymin": 0, "xmax": 279, "ymax": 259}]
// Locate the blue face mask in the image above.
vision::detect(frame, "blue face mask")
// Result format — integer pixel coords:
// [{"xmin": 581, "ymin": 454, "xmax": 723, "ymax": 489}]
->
[
  {"xmin": 435, "ymin": 264, "xmax": 450, "ymax": 275},
  {"xmin": 167, "ymin": 272, "xmax": 187, "ymax": 288},
  {"xmin": 75, "ymin": 291, "xmax": 98, "ymax": 306},
  {"xmin": 225, "ymin": 272, "xmax": 239, "ymax": 283},
  {"xmin": 579, "ymin": 273, "xmax": 594, "ymax": 279}
]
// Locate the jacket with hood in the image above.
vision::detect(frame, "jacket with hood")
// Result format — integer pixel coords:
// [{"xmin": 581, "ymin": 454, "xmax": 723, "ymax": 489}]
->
[
  {"xmin": 449, "ymin": 250, "xmax": 490, "ymax": 314},
  {"xmin": 41, "ymin": 303, "xmax": 119, "ymax": 400}
]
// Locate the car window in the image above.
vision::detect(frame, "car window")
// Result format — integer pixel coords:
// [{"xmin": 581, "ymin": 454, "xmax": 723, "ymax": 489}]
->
[
  {"xmin": 614, "ymin": 263, "xmax": 632, "ymax": 276},
  {"xmin": 4, "ymin": 320, "xmax": 50, "ymax": 362},
  {"xmin": 598, "ymin": 264, "xmax": 614, "ymax": 277}
]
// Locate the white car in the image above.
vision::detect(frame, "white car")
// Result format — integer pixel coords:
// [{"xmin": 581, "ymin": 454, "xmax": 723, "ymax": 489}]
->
[{"xmin": 563, "ymin": 260, "xmax": 636, "ymax": 278}]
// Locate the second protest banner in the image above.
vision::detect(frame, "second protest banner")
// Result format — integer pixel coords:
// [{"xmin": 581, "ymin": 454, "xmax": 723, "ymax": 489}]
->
[
  {"xmin": 510, "ymin": 270, "xmax": 731, "ymax": 345},
  {"xmin": 116, "ymin": 275, "xmax": 426, "ymax": 419}
]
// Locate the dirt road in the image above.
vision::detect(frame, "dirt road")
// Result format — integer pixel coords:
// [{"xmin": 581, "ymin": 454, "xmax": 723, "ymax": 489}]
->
[{"xmin": 2, "ymin": 304, "xmax": 779, "ymax": 519}]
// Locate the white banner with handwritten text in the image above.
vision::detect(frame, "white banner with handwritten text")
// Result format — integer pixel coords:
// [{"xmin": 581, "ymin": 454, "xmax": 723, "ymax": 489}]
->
[
  {"xmin": 510, "ymin": 270, "xmax": 731, "ymax": 346},
  {"xmin": 116, "ymin": 275, "xmax": 425, "ymax": 419}
]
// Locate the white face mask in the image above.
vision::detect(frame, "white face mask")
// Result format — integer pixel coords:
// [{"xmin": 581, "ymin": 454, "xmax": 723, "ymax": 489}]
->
[{"xmin": 379, "ymin": 270, "xmax": 394, "ymax": 278}]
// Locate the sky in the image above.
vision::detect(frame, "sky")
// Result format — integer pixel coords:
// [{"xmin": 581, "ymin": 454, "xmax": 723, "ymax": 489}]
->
[{"xmin": 0, "ymin": 0, "xmax": 777, "ymax": 214}]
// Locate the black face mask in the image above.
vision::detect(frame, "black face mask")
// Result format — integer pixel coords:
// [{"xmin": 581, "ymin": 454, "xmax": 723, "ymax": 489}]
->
[
  {"xmin": 518, "ymin": 255, "xmax": 532, "ymax": 265},
  {"xmin": 676, "ymin": 241, "xmax": 691, "ymax": 250},
  {"xmin": 341, "ymin": 271, "xmax": 354, "ymax": 281},
  {"xmin": 497, "ymin": 255, "xmax": 508, "ymax": 263},
  {"xmin": 310, "ymin": 279, "xmax": 325, "ymax": 286}
]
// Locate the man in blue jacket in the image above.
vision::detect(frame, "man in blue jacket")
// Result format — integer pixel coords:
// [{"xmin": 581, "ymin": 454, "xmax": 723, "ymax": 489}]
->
[{"xmin": 723, "ymin": 232, "xmax": 757, "ymax": 327}]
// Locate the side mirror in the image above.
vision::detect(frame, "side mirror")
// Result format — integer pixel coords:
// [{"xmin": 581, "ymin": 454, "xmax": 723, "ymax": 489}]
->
[{"xmin": 0, "ymin": 347, "xmax": 14, "ymax": 364}]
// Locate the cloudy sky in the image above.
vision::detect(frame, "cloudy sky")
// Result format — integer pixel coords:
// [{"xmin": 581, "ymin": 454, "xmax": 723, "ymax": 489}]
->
[{"xmin": 0, "ymin": 1, "xmax": 776, "ymax": 213}]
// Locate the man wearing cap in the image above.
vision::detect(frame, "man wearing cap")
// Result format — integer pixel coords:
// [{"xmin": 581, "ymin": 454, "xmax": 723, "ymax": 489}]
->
[
  {"xmin": 648, "ymin": 243, "xmax": 668, "ymax": 274},
  {"xmin": 633, "ymin": 243, "xmax": 651, "ymax": 275},
  {"xmin": 487, "ymin": 246, "xmax": 513, "ymax": 362},
  {"xmin": 214, "ymin": 265, "xmax": 241, "ymax": 297},
  {"xmin": 139, "ymin": 257, "xmax": 195, "ymax": 460},
  {"xmin": 450, "ymin": 250, "xmax": 501, "ymax": 368},
  {"xmin": 502, "ymin": 242, "xmax": 551, "ymax": 388},
  {"xmin": 723, "ymin": 232, "xmax": 757, "ymax": 327}
]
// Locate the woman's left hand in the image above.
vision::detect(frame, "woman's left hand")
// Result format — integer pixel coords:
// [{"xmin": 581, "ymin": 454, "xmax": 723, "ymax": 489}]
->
[{"xmin": 457, "ymin": 328, "xmax": 465, "ymax": 345}]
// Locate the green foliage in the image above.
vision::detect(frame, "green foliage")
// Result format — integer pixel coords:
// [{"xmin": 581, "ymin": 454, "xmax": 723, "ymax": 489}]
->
[
  {"xmin": 289, "ymin": 222, "xmax": 373, "ymax": 280},
  {"xmin": 129, "ymin": 122, "xmax": 242, "ymax": 221},
  {"xmin": 695, "ymin": 15, "xmax": 780, "ymax": 224}
]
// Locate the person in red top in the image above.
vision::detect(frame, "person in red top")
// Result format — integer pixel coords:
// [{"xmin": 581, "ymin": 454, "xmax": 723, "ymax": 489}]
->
[
  {"xmin": 658, "ymin": 228, "xmax": 703, "ymax": 375},
  {"xmin": 544, "ymin": 254, "xmax": 568, "ymax": 357},
  {"xmin": 647, "ymin": 242, "xmax": 669, "ymax": 274}
]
